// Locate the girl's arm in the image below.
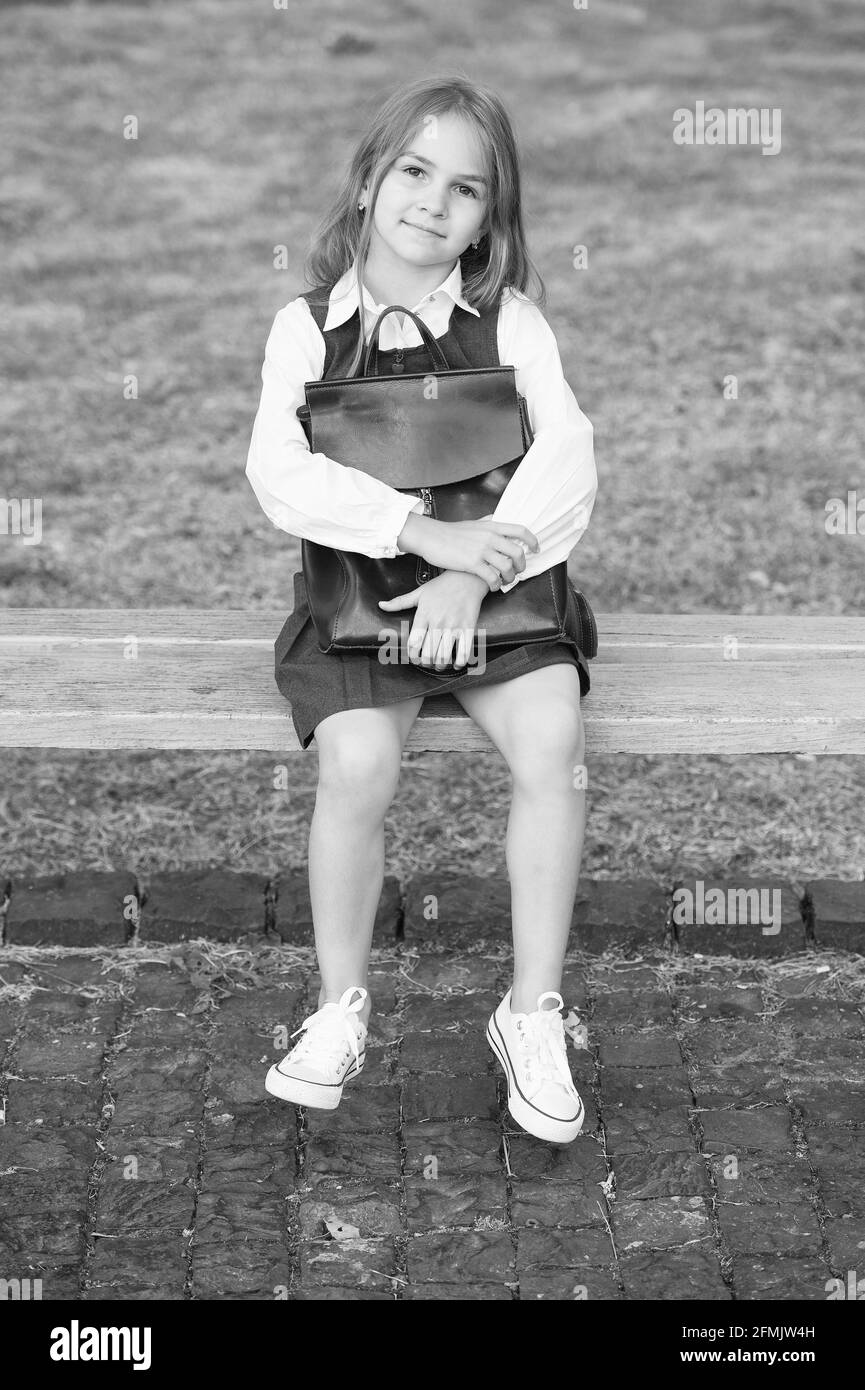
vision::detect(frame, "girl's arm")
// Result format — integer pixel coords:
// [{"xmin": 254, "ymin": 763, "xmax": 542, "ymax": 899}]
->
[
  {"xmin": 245, "ymin": 298, "xmax": 424, "ymax": 556},
  {"xmin": 492, "ymin": 293, "xmax": 598, "ymax": 594}
]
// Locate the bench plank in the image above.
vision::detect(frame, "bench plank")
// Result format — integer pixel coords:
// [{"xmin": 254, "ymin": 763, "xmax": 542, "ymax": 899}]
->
[{"xmin": 1, "ymin": 611, "xmax": 864, "ymax": 753}]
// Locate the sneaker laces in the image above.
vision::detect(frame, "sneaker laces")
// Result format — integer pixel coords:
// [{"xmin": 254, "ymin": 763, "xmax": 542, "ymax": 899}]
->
[
  {"xmin": 289, "ymin": 986, "xmax": 367, "ymax": 1069},
  {"xmin": 515, "ymin": 992, "xmax": 575, "ymax": 1091}
]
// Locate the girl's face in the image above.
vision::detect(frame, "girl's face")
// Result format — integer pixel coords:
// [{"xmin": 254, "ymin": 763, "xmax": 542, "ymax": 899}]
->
[{"xmin": 364, "ymin": 111, "xmax": 489, "ymax": 274}]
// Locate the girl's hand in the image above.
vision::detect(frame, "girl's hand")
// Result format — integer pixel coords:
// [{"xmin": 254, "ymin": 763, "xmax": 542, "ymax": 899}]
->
[
  {"xmin": 404, "ymin": 513, "xmax": 539, "ymax": 592},
  {"xmin": 378, "ymin": 570, "xmax": 488, "ymax": 670}
]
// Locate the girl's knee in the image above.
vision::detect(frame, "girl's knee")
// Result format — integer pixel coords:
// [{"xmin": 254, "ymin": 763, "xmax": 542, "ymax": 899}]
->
[
  {"xmin": 506, "ymin": 699, "xmax": 586, "ymax": 785},
  {"xmin": 316, "ymin": 727, "xmax": 402, "ymax": 802}
]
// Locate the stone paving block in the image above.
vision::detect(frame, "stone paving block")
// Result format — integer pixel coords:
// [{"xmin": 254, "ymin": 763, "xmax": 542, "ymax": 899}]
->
[
  {"xmin": 719, "ymin": 1201, "xmax": 822, "ymax": 1257},
  {"xmin": 111, "ymin": 1047, "xmax": 206, "ymax": 1087},
  {"xmin": 619, "ymin": 1247, "xmax": 730, "ymax": 1300},
  {"xmin": 572, "ymin": 878, "xmax": 670, "ymax": 952},
  {"xmin": 691, "ymin": 1062, "xmax": 787, "ymax": 1106},
  {"xmin": 138, "ymin": 869, "xmax": 266, "ymax": 942},
  {"xmin": 205, "ymin": 1102, "xmax": 301, "ymax": 1150},
  {"xmin": 5, "ymin": 870, "xmax": 135, "ymax": 945},
  {"xmin": 396, "ymin": 956, "xmax": 503, "ymax": 995},
  {"xmin": 593, "ymin": 990, "xmax": 672, "ymax": 1028},
  {"xmin": 520, "ymin": 1268, "xmax": 623, "ymax": 1299},
  {"xmin": 109, "ymin": 1090, "xmax": 200, "ymax": 1136},
  {"xmin": 614, "ymin": 1196, "xmax": 711, "ymax": 1250},
  {"xmin": 81, "ymin": 1283, "xmax": 185, "ymax": 1301},
  {"xmin": 202, "ymin": 1145, "xmax": 296, "ymax": 1191},
  {"xmin": 815, "ymin": 1164, "xmax": 865, "ymax": 1219},
  {"xmin": 299, "ymin": 1237, "xmax": 396, "ymax": 1291},
  {"xmin": 402, "ymin": 873, "xmax": 511, "ymax": 945},
  {"xmin": 710, "ymin": 1155, "xmax": 814, "ymax": 1205},
  {"xmin": 823, "ymin": 1213, "xmax": 865, "ymax": 1269},
  {"xmin": 401, "ymin": 1281, "xmax": 512, "ymax": 1299},
  {"xmin": 504, "ymin": 1135, "xmax": 608, "ymax": 1183},
  {"xmin": 0, "ymin": 1262, "xmax": 82, "ymax": 1301},
  {"xmin": 404, "ymin": 1176, "xmax": 507, "ymax": 1231},
  {"xmin": 599, "ymin": 1034, "xmax": 683, "ymax": 1068},
  {"xmin": 0, "ymin": 1125, "xmax": 94, "ymax": 1172},
  {"xmin": 302, "ymin": 1130, "xmax": 401, "ymax": 1178},
  {"xmin": 402, "ymin": 1121, "xmax": 503, "ymax": 1177},
  {"xmin": 214, "ymin": 986, "xmax": 304, "ymax": 1030},
  {"xmin": 270, "ymin": 870, "xmax": 399, "ymax": 944},
  {"xmin": 5, "ymin": 1077, "xmax": 102, "ymax": 1126},
  {"xmin": 791, "ymin": 1083, "xmax": 865, "ymax": 1127},
  {"xmin": 780, "ymin": 1038, "xmax": 865, "ymax": 1083},
  {"xmin": 291, "ymin": 1287, "xmax": 394, "ymax": 1300},
  {"xmin": 100, "ymin": 1141, "xmax": 197, "ymax": 1184},
  {"xmin": 194, "ymin": 1184, "xmax": 287, "ymax": 1244},
  {"xmin": 208, "ymin": 1056, "xmax": 272, "ymax": 1105},
  {"xmin": 806, "ymin": 1131, "xmax": 865, "ymax": 1168},
  {"xmin": 777, "ymin": 999, "xmax": 865, "ymax": 1038},
  {"xmin": 682, "ymin": 1023, "xmax": 785, "ymax": 1067},
  {"xmin": 194, "ymin": 1241, "xmax": 288, "ymax": 1298},
  {"xmin": 126, "ymin": 970, "xmax": 203, "ymax": 1010},
  {"xmin": 732, "ymin": 1255, "xmax": 833, "ymax": 1300},
  {"xmin": 407, "ymin": 1230, "xmax": 515, "ymax": 1283},
  {"xmin": 303, "ymin": 1086, "xmax": 401, "ymax": 1135},
  {"xmin": 678, "ymin": 985, "xmax": 766, "ymax": 1022},
  {"xmin": 602, "ymin": 1067, "xmax": 693, "ymax": 1107},
  {"xmin": 0, "ymin": 1209, "xmax": 83, "ymax": 1258},
  {"xmin": 14, "ymin": 1034, "xmax": 105, "ymax": 1078},
  {"xmin": 673, "ymin": 878, "xmax": 803, "ymax": 955},
  {"xmin": 93, "ymin": 1175, "xmax": 194, "ymax": 1236},
  {"xmin": 698, "ymin": 1106, "xmax": 795, "ymax": 1153},
  {"xmin": 400, "ymin": 991, "xmax": 500, "ymax": 1033},
  {"xmin": 398, "ymin": 1032, "xmax": 491, "ymax": 1073},
  {"xmin": 603, "ymin": 1106, "xmax": 695, "ymax": 1156},
  {"xmin": 611, "ymin": 1152, "xmax": 713, "ymax": 1200},
  {"xmin": 401, "ymin": 1074, "xmax": 498, "ymax": 1122},
  {"xmin": 299, "ymin": 1183, "xmax": 402, "ymax": 1239},
  {"xmin": 807, "ymin": 879, "xmax": 865, "ymax": 949},
  {"xmin": 517, "ymin": 1227, "xmax": 613, "ymax": 1270},
  {"xmin": 510, "ymin": 1180, "xmax": 606, "ymax": 1228},
  {"xmin": 87, "ymin": 1235, "xmax": 188, "ymax": 1292}
]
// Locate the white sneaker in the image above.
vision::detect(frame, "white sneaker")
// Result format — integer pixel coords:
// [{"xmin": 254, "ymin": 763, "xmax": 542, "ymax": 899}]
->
[
  {"xmin": 265, "ymin": 985, "xmax": 368, "ymax": 1109},
  {"xmin": 486, "ymin": 988, "xmax": 585, "ymax": 1143}
]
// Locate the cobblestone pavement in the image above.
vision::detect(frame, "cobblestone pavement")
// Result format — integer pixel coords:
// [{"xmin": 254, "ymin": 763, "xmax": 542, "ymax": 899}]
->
[{"xmin": 1, "ymin": 940, "xmax": 863, "ymax": 1301}]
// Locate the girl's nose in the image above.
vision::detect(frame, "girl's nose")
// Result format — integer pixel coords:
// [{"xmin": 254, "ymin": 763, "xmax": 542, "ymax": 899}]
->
[{"xmin": 417, "ymin": 188, "xmax": 447, "ymax": 217}]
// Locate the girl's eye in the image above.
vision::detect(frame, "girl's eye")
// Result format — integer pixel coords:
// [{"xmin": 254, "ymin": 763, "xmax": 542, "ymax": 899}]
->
[
  {"xmin": 456, "ymin": 184, "xmax": 478, "ymax": 198},
  {"xmin": 403, "ymin": 165, "xmax": 425, "ymax": 178}
]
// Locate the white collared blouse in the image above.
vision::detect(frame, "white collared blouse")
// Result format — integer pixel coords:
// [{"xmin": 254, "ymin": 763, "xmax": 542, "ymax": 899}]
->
[{"xmin": 245, "ymin": 261, "xmax": 597, "ymax": 594}]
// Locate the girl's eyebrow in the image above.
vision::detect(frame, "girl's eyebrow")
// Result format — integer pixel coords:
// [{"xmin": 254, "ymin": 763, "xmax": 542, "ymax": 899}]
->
[{"xmin": 400, "ymin": 150, "xmax": 487, "ymax": 186}]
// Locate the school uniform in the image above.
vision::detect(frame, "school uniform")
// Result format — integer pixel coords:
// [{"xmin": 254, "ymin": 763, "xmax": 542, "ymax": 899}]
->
[{"xmin": 246, "ymin": 263, "xmax": 598, "ymax": 750}]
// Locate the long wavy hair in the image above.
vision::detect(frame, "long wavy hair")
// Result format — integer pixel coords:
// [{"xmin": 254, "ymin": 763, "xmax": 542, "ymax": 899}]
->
[{"xmin": 305, "ymin": 75, "xmax": 545, "ymax": 375}]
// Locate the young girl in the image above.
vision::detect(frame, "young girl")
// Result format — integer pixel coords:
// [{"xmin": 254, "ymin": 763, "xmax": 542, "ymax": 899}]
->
[{"xmin": 246, "ymin": 75, "xmax": 597, "ymax": 1145}]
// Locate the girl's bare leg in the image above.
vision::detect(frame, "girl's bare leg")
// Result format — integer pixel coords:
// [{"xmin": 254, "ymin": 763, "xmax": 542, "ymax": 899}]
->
[
  {"xmin": 308, "ymin": 696, "xmax": 424, "ymax": 1026},
  {"xmin": 452, "ymin": 664, "xmax": 586, "ymax": 1013}
]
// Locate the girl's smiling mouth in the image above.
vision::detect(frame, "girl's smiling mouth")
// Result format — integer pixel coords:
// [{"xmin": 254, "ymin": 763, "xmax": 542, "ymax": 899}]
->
[{"xmin": 402, "ymin": 220, "xmax": 445, "ymax": 237}]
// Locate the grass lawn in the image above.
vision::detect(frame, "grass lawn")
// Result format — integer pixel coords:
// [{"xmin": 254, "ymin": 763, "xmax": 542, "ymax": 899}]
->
[{"xmin": 1, "ymin": 0, "xmax": 863, "ymax": 889}]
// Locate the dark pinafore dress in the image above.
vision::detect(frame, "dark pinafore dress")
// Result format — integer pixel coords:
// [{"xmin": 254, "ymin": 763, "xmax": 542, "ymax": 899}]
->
[{"xmin": 274, "ymin": 289, "xmax": 592, "ymax": 750}]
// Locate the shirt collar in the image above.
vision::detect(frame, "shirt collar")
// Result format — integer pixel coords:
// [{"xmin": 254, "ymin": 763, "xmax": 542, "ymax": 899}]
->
[{"xmin": 323, "ymin": 259, "xmax": 480, "ymax": 330}]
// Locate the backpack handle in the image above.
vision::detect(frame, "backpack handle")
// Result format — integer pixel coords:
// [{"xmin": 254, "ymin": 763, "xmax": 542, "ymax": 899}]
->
[{"xmin": 362, "ymin": 304, "xmax": 450, "ymax": 376}]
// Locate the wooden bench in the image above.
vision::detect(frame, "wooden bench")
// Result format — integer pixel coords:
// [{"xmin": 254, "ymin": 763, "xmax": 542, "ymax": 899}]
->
[{"xmin": 1, "ymin": 611, "xmax": 864, "ymax": 754}]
